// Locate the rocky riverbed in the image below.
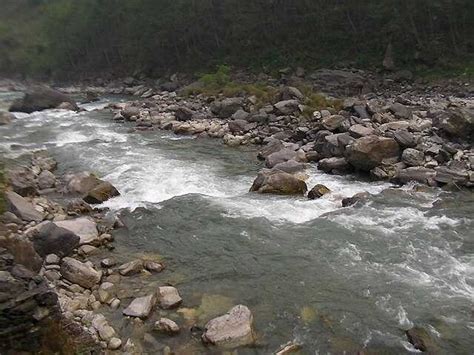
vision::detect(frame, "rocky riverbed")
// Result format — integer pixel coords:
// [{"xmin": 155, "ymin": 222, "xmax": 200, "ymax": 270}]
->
[{"xmin": 0, "ymin": 69, "xmax": 473, "ymax": 354}]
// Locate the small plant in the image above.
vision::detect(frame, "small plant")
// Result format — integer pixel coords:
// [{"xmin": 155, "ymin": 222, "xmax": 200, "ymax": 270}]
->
[{"xmin": 199, "ymin": 64, "xmax": 231, "ymax": 89}]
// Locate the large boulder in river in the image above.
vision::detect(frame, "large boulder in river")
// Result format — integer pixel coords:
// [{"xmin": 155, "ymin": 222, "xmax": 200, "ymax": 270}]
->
[
  {"xmin": 9, "ymin": 86, "xmax": 78, "ymax": 113},
  {"xmin": 202, "ymin": 305, "xmax": 255, "ymax": 348},
  {"xmin": 250, "ymin": 170, "xmax": 307, "ymax": 195},
  {"xmin": 345, "ymin": 135, "xmax": 400, "ymax": 171},
  {"xmin": 60, "ymin": 257, "xmax": 101, "ymax": 289},
  {"xmin": 83, "ymin": 181, "xmax": 120, "ymax": 204},
  {"xmin": 66, "ymin": 172, "xmax": 119, "ymax": 203},
  {"xmin": 32, "ymin": 221, "xmax": 80, "ymax": 257}
]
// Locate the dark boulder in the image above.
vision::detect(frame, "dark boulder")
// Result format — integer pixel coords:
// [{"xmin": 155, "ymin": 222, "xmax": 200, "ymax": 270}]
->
[
  {"xmin": 83, "ymin": 181, "xmax": 120, "ymax": 204},
  {"xmin": 308, "ymin": 184, "xmax": 331, "ymax": 199},
  {"xmin": 32, "ymin": 222, "xmax": 80, "ymax": 258},
  {"xmin": 346, "ymin": 135, "xmax": 400, "ymax": 171},
  {"xmin": 9, "ymin": 86, "xmax": 78, "ymax": 113}
]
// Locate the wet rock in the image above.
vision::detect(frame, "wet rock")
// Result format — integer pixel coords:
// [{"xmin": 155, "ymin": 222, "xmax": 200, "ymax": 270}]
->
[
  {"xmin": 98, "ymin": 282, "xmax": 115, "ymax": 304},
  {"xmin": 83, "ymin": 181, "xmax": 120, "ymax": 204},
  {"xmin": 54, "ymin": 217, "xmax": 98, "ymax": 245},
  {"xmin": 342, "ymin": 192, "xmax": 370, "ymax": 207},
  {"xmin": 265, "ymin": 148, "xmax": 298, "ymax": 168},
  {"xmin": 66, "ymin": 199, "xmax": 93, "ymax": 215},
  {"xmin": 250, "ymin": 170, "xmax": 307, "ymax": 196},
  {"xmin": 402, "ymin": 148, "xmax": 425, "ymax": 167},
  {"xmin": 92, "ymin": 314, "xmax": 116, "ymax": 341},
  {"xmin": 434, "ymin": 166, "xmax": 469, "ymax": 185},
  {"xmin": 119, "ymin": 259, "xmax": 143, "ymax": 276},
  {"xmin": 123, "ymin": 294, "xmax": 156, "ymax": 318},
  {"xmin": 346, "ymin": 135, "xmax": 400, "ymax": 171},
  {"xmin": 155, "ymin": 318, "xmax": 180, "ymax": 334},
  {"xmin": 66, "ymin": 172, "xmax": 102, "ymax": 194},
  {"xmin": 273, "ymin": 160, "xmax": 306, "ymax": 174},
  {"xmin": 0, "ymin": 111, "xmax": 14, "ymax": 125},
  {"xmin": 60, "ymin": 257, "xmax": 101, "ymax": 289},
  {"xmin": 9, "ymin": 85, "xmax": 78, "ymax": 113},
  {"xmin": 32, "ymin": 221, "xmax": 80, "ymax": 257},
  {"xmin": 38, "ymin": 170, "xmax": 56, "ymax": 189},
  {"xmin": 157, "ymin": 286, "xmax": 182, "ymax": 309},
  {"xmin": 211, "ymin": 98, "xmax": 243, "ymax": 118},
  {"xmin": 405, "ymin": 327, "xmax": 433, "ymax": 352},
  {"xmin": 276, "ymin": 341, "xmax": 303, "ymax": 355},
  {"xmin": 57, "ymin": 102, "xmax": 77, "ymax": 110},
  {"xmin": 322, "ymin": 115, "xmax": 345, "ymax": 131},
  {"xmin": 202, "ymin": 305, "xmax": 255, "ymax": 348},
  {"xmin": 318, "ymin": 157, "xmax": 352, "ymax": 174},
  {"xmin": 396, "ymin": 167, "xmax": 437, "ymax": 186},
  {"xmin": 5, "ymin": 191, "xmax": 43, "ymax": 222},
  {"xmin": 101, "ymin": 257, "xmax": 117, "ymax": 268},
  {"xmin": 143, "ymin": 260, "xmax": 164, "ymax": 273},
  {"xmin": 308, "ymin": 184, "xmax": 331, "ymax": 199},
  {"xmin": 274, "ymin": 100, "xmax": 300, "ymax": 115}
]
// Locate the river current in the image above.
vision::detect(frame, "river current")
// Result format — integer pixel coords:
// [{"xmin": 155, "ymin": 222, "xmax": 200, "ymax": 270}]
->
[{"xmin": 1, "ymin": 93, "xmax": 473, "ymax": 353}]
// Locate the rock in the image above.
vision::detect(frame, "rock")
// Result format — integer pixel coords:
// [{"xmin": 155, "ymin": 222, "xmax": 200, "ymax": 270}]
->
[
  {"xmin": 434, "ymin": 166, "xmax": 469, "ymax": 185},
  {"xmin": 57, "ymin": 102, "xmax": 77, "ymax": 110},
  {"xmin": 274, "ymin": 100, "xmax": 300, "ymax": 115},
  {"xmin": 7, "ymin": 168, "xmax": 37, "ymax": 196},
  {"xmin": 280, "ymin": 87, "xmax": 304, "ymax": 101},
  {"xmin": 342, "ymin": 192, "xmax": 370, "ymax": 207},
  {"xmin": 5, "ymin": 191, "xmax": 43, "ymax": 222},
  {"xmin": 202, "ymin": 305, "xmax": 255, "ymax": 348},
  {"xmin": 32, "ymin": 222, "xmax": 80, "ymax": 257},
  {"xmin": 118, "ymin": 260, "xmax": 143, "ymax": 276},
  {"xmin": 318, "ymin": 157, "xmax": 351, "ymax": 174},
  {"xmin": 66, "ymin": 172, "xmax": 101, "ymax": 194},
  {"xmin": 396, "ymin": 167, "xmax": 437, "ymax": 186},
  {"xmin": 101, "ymin": 257, "xmax": 117, "ymax": 268},
  {"xmin": 155, "ymin": 318, "xmax": 180, "ymax": 334},
  {"xmin": 174, "ymin": 107, "xmax": 195, "ymax": 121},
  {"xmin": 250, "ymin": 170, "xmax": 307, "ymax": 196},
  {"xmin": 322, "ymin": 115, "xmax": 345, "ymax": 131},
  {"xmin": 108, "ymin": 337, "xmax": 122, "ymax": 350},
  {"xmin": 83, "ymin": 181, "xmax": 120, "ymax": 204},
  {"xmin": 276, "ymin": 341, "xmax": 303, "ymax": 355},
  {"xmin": 98, "ymin": 282, "xmax": 115, "ymax": 303},
  {"xmin": 143, "ymin": 260, "xmax": 164, "ymax": 273},
  {"xmin": 123, "ymin": 294, "xmax": 156, "ymax": 318},
  {"xmin": 66, "ymin": 199, "xmax": 93, "ymax": 215},
  {"xmin": 0, "ymin": 235, "xmax": 43, "ymax": 272},
  {"xmin": 210, "ymin": 98, "xmax": 243, "ymax": 118},
  {"xmin": 228, "ymin": 119, "xmax": 250, "ymax": 134},
  {"xmin": 434, "ymin": 107, "xmax": 474, "ymax": 138},
  {"xmin": 37, "ymin": 170, "xmax": 56, "ymax": 190},
  {"xmin": 120, "ymin": 105, "xmax": 140, "ymax": 120},
  {"xmin": 308, "ymin": 184, "xmax": 331, "ymax": 199},
  {"xmin": 9, "ymin": 86, "xmax": 78, "ymax": 113},
  {"xmin": 272, "ymin": 160, "xmax": 306, "ymax": 174},
  {"xmin": 45, "ymin": 254, "xmax": 60, "ymax": 264},
  {"xmin": 92, "ymin": 314, "xmax": 116, "ymax": 341},
  {"xmin": 258, "ymin": 140, "xmax": 285, "ymax": 160},
  {"xmin": 60, "ymin": 257, "xmax": 101, "ymax": 289},
  {"xmin": 231, "ymin": 109, "xmax": 250, "ymax": 121},
  {"xmin": 402, "ymin": 148, "xmax": 425, "ymax": 167},
  {"xmin": 157, "ymin": 286, "xmax": 182, "ymax": 309},
  {"xmin": 54, "ymin": 217, "xmax": 98, "ymax": 245},
  {"xmin": 265, "ymin": 148, "xmax": 298, "ymax": 168},
  {"xmin": 349, "ymin": 124, "xmax": 374, "ymax": 138},
  {"xmin": 0, "ymin": 111, "xmax": 14, "ymax": 125},
  {"xmin": 405, "ymin": 327, "xmax": 434, "ymax": 352},
  {"xmin": 389, "ymin": 103, "xmax": 412, "ymax": 120},
  {"xmin": 393, "ymin": 130, "xmax": 417, "ymax": 148},
  {"xmin": 346, "ymin": 135, "xmax": 400, "ymax": 171}
]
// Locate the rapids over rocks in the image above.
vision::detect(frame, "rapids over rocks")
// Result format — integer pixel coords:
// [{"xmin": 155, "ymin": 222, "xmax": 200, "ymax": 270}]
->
[{"xmin": 1, "ymin": 93, "xmax": 474, "ymax": 353}]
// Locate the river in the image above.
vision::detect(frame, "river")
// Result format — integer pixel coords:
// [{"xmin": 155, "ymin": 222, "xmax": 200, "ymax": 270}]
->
[{"xmin": 1, "ymin": 93, "xmax": 473, "ymax": 353}]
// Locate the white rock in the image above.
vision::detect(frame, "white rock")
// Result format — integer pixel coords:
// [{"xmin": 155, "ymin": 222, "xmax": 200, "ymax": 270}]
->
[
  {"xmin": 54, "ymin": 217, "xmax": 98, "ymax": 245},
  {"xmin": 157, "ymin": 286, "xmax": 182, "ymax": 309},
  {"xmin": 154, "ymin": 318, "xmax": 180, "ymax": 334},
  {"xmin": 123, "ymin": 294, "xmax": 156, "ymax": 318}
]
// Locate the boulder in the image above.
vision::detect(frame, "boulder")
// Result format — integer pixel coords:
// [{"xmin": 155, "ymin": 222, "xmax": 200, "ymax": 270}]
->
[
  {"xmin": 349, "ymin": 124, "xmax": 374, "ymax": 138},
  {"xmin": 434, "ymin": 107, "xmax": 474, "ymax": 138},
  {"xmin": 231, "ymin": 109, "xmax": 250, "ymax": 121},
  {"xmin": 393, "ymin": 130, "xmax": 417, "ymax": 148},
  {"xmin": 83, "ymin": 181, "xmax": 120, "ymax": 204},
  {"xmin": 389, "ymin": 103, "xmax": 412, "ymax": 120},
  {"xmin": 60, "ymin": 257, "xmax": 101, "ymax": 289},
  {"xmin": 118, "ymin": 260, "xmax": 143, "ymax": 276},
  {"xmin": 318, "ymin": 157, "xmax": 352, "ymax": 174},
  {"xmin": 37, "ymin": 170, "xmax": 56, "ymax": 190},
  {"xmin": 92, "ymin": 314, "xmax": 116, "ymax": 341},
  {"xmin": 346, "ymin": 135, "xmax": 400, "ymax": 171},
  {"xmin": 54, "ymin": 217, "xmax": 98, "ymax": 245},
  {"xmin": 123, "ymin": 294, "xmax": 156, "ymax": 318},
  {"xmin": 272, "ymin": 160, "xmax": 306, "ymax": 174},
  {"xmin": 154, "ymin": 318, "xmax": 180, "ymax": 334},
  {"xmin": 322, "ymin": 115, "xmax": 345, "ymax": 131},
  {"xmin": 120, "ymin": 105, "xmax": 140, "ymax": 120},
  {"xmin": 342, "ymin": 192, "xmax": 370, "ymax": 207},
  {"xmin": 308, "ymin": 184, "xmax": 331, "ymax": 199},
  {"xmin": 5, "ymin": 191, "xmax": 43, "ymax": 222},
  {"xmin": 32, "ymin": 222, "xmax": 80, "ymax": 257},
  {"xmin": 405, "ymin": 327, "xmax": 437, "ymax": 352},
  {"xmin": 202, "ymin": 305, "xmax": 255, "ymax": 348},
  {"xmin": 274, "ymin": 100, "xmax": 300, "ymax": 115},
  {"xmin": 280, "ymin": 87, "xmax": 304, "ymax": 101},
  {"xmin": 0, "ymin": 111, "xmax": 14, "ymax": 125},
  {"xmin": 174, "ymin": 107, "xmax": 195, "ymax": 121},
  {"xmin": 265, "ymin": 148, "xmax": 297, "ymax": 168},
  {"xmin": 143, "ymin": 260, "xmax": 164, "ymax": 273},
  {"xmin": 7, "ymin": 168, "xmax": 37, "ymax": 196},
  {"xmin": 396, "ymin": 167, "xmax": 437, "ymax": 186},
  {"xmin": 250, "ymin": 170, "xmax": 307, "ymax": 196},
  {"xmin": 210, "ymin": 98, "xmax": 243, "ymax": 118},
  {"xmin": 157, "ymin": 286, "xmax": 182, "ymax": 309},
  {"xmin": 66, "ymin": 172, "xmax": 102, "ymax": 195},
  {"xmin": 401, "ymin": 148, "xmax": 424, "ymax": 167},
  {"xmin": 9, "ymin": 86, "xmax": 78, "ymax": 113},
  {"xmin": 434, "ymin": 166, "xmax": 469, "ymax": 185},
  {"xmin": 228, "ymin": 119, "xmax": 251, "ymax": 134},
  {"xmin": 257, "ymin": 140, "xmax": 285, "ymax": 160}
]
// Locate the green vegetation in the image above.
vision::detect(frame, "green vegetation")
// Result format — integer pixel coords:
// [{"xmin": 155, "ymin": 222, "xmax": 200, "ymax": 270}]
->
[{"xmin": 0, "ymin": 1, "xmax": 473, "ymax": 78}]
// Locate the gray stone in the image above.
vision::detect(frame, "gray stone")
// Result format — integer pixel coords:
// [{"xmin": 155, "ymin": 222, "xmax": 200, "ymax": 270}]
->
[
  {"xmin": 38, "ymin": 170, "xmax": 56, "ymax": 189},
  {"xmin": 108, "ymin": 337, "xmax": 122, "ymax": 350},
  {"xmin": 318, "ymin": 157, "xmax": 351, "ymax": 173},
  {"xmin": 396, "ymin": 167, "xmax": 437, "ymax": 186},
  {"xmin": 60, "ymin": 257, "xmax": 101, "ymax": 289},
  {"xmin": 118, "ymin": 259, "xmax": 143, "ymax": 276},
  {"xmin": 32, "ymin": 222, "xmax": 80, "ymax": 257},
  {"xmin": 5, "ymin": 191, "xmax": 43, "ymax": 222},
  {"xmin": 54, "ymin": 217, "xmax": 98, "ymax": 245},
  {"xmin": 250, "ymin": 170, "xmax": 307, "ymax": 196},
  {"xmin": 123, "ymin": 294, "xmax": 156, "ymax": 318},
  {"xmin": 274, "ymin": 100, "xmax": 300, "ymax": 115},
  {"xmin": 272, "ymin": 160, "xmax": 306, "ymax": 174},
  {"xmin": 157, "ymin": 286, "xmax": 182, "ymax": 309},
  {"xmin": 9, "ymin": 86, "xmax": 78, "ymax": 113},
  {"xmin": 265, "ymin": 148, "xmax": 297, "ymax": 168},
  {"xmin": 155, "ymin": 318, "xmax": 180, "ymax": 334},
  {"xmin": 349, "ymin": 124, "xmax": 374, "ymax": 138},
  {"xmin": 210, "ymin": 98, "xmax": 243, "ymax": 118},
  {"xmin": 202, "ymin": 305, "xmax": 255, "ymax": 347},
  {"xmin": 322, "ymin": 115, "xmax": 345, "ymax": 131},
  {"xmin": 402, "ymin": 148, "xmax": 425, "ymax": 167},
  {"xmin": 346, "ymin": 135, "xmax": 400, "ymax": 171}
]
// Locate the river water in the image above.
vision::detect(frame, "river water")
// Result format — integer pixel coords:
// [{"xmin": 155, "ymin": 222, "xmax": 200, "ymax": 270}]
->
[{"xmin": 1, "ymin": 93, "xmax": 473, "ymax": 354}]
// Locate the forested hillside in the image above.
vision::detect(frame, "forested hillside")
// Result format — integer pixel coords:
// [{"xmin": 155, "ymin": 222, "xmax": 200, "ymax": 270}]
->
[{"xmin": 0, "ymin": 0, "xmax": 473, "ymax": 78}]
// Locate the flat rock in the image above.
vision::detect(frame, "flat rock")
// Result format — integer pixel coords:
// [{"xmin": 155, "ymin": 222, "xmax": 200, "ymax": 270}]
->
[
  {"xmin": 5, "ymin": 191, "xmax": 43, "ymax": 222},
  {"xmin": 157, "ymin": 286, "xmax": 182, "ymax": 309},
  {"xmin": 202, "ymin": 305, "xmax": 255, "ymax": 348},
  {"xmin": 123, "ymin": 294, "xmax": 156, "ymax": 318},
  {"xmin": 346, "ymin": 135, "xmax": 400, "ymax": 171},
  {"xmin": 118, "ymin": 259, "xmax": 143, "ymax": 276},
  {"xmin": 54, "ymin": 217, "xmax": 98, "ymax": 245},
  {"xmin": 32, "ymin": 221, "xmax": 80, "ymax": 257},
  {"xmin": 60, "ymin": 257, "xmax": 101, "ymax": 289}
]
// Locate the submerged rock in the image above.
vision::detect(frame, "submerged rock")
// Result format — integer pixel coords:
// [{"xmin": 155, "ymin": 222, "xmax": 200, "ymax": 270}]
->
[
  {"xmin": 9, "ymin": 86, "xmax": 78, "ymax": 113},
  {"xmin": 118, "ymin": 259, "xmax": 143, "ymax": 276},
  {"xmin": 202, "ymin": 305, "xmax": 255, "ymax": 348},
  {"xmin": 250, "ymin": 170, "xmax": 307, "ymax": 195},
  {"xmin": 123, "ymin": 294, "xmax": 156, "ymax": 318},
  {"xmin": 157, "ymin": 286, "xmax": 182, "ymax": 309},
  {"xmin": 154, "ymin": 318, "xmax": 180, "ymax": 334}
]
